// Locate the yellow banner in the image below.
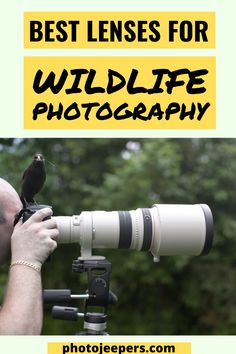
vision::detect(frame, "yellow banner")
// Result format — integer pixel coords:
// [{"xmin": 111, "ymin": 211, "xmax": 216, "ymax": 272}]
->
[
  {"xmin": 24, "ymin": 12, "xmax": 215, "ymax": 49},
  {"xmin": 48, "ymin": 342, "xmax": 191, "ymax": 354},
  {"xmin": 24, "ymin": 56, "xmax": 216, "ymax": 130}
]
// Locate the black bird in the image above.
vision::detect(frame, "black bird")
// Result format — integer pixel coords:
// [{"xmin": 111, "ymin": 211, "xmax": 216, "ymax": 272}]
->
[{"xmin": 21, "ymin": 153, "xmax": 46, "ymax": 206}]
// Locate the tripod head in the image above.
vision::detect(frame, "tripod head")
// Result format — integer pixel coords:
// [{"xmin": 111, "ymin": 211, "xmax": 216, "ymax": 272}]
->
[{"xmin": 44, "ymin": 257, "xmax": 117, "ymax": 335}]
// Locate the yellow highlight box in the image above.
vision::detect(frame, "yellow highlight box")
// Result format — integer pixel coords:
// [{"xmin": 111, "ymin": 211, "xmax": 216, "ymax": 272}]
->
[
  {"xmin": 48, "ymin": 342, "xmax": 191, "ymax": 354},
  {"xmin": 24, "ymin": 56, "xmax": 216, "ymax": 130},
  {"xmin": 24, "ymin": 12, "xmax": 215, "ymax": 49}
]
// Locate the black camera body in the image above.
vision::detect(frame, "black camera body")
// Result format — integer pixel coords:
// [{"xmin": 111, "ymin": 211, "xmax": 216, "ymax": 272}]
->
[{"xmin": 14, "ymin": 204, "xmax": 52, "ymax": 225}]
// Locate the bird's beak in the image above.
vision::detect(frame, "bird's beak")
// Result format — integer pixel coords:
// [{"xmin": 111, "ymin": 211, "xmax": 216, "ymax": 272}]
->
[{"xmin": 35, "ymin": 154, "xmax": 43, "ymax": 161}]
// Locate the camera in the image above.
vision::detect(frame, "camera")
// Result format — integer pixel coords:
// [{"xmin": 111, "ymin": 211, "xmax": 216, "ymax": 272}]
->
[
  {"xmin": 14, "ymin": 204, "xmax": 52, "ymax": 225},
  {"xmin": 41, "ymin": 203, "xmax": 213, "ymax": 334},
  {"xmin": 14, "ymin": 203, "xmax": 213, "ymax": 261},
  {"xmin": 54, "ymin": 203, "xmax": 213, "ymax": 262}
]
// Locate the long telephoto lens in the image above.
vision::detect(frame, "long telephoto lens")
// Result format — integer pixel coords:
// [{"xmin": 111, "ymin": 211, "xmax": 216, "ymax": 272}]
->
[{"xmin": 54, "ymin": 204, "xmax": 213, "ymax": 260}]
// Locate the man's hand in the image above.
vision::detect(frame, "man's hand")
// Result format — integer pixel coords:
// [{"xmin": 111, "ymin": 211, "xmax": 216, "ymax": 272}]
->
[{"xmin": 11, "ymin": 207, "xmax": 58, "ymax": 267}]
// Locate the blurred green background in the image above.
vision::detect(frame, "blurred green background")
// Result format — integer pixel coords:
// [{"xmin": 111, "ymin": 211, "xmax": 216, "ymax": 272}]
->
[{"xmin": 0, "ymin": 138, "xmax": 236, "ymax": 335}]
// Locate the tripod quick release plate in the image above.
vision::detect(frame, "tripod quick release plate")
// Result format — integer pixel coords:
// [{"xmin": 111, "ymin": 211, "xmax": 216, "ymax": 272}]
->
[{"xmin": 72, "ymin": 258, "xmax": 112, "ymax": 309}]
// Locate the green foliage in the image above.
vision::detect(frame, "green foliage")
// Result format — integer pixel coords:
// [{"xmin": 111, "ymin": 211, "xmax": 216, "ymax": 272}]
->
[{"xmin": 0, "ymin": 138, "xmax": 236, "ymax": 334}]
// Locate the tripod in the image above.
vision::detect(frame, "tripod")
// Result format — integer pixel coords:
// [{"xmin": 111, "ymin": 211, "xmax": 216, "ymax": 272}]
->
[{"xmin": 44, "ymin": 257, "xmax": 117, "ymax": 335}]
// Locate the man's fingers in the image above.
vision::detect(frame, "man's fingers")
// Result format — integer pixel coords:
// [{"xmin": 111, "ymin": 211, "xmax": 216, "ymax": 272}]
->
[
  {"xmin": 49, "ymin": 239, "xmax": 58, "ymax": 253},
  {"xmin": 49, "ymin": 229, "xmax": 59, "ymax": 240},
  {"xmin": 43, "ymin": 218, "xmax": 58, "ymax": 229}
]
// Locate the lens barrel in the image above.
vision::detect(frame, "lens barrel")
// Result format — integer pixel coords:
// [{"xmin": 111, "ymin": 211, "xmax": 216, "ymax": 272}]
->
[
  {"xmin": 118, "ymin": 211, "xmax": 132, "ymax": 249},
  {"xmin": 55, "ymin": 203, "xmax": 213, "ymax": 259}
]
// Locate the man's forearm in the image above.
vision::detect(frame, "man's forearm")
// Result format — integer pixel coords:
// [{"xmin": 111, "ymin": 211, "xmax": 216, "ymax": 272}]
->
[{"xmin": 0, "ymin": 265, "xmax": 43, "ymax": 335}]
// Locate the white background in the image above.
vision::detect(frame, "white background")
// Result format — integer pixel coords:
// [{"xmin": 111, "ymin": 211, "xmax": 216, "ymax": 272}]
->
[{"xmin": 0, "ymin": 0, "xmax": 234, "ymax": 137}]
